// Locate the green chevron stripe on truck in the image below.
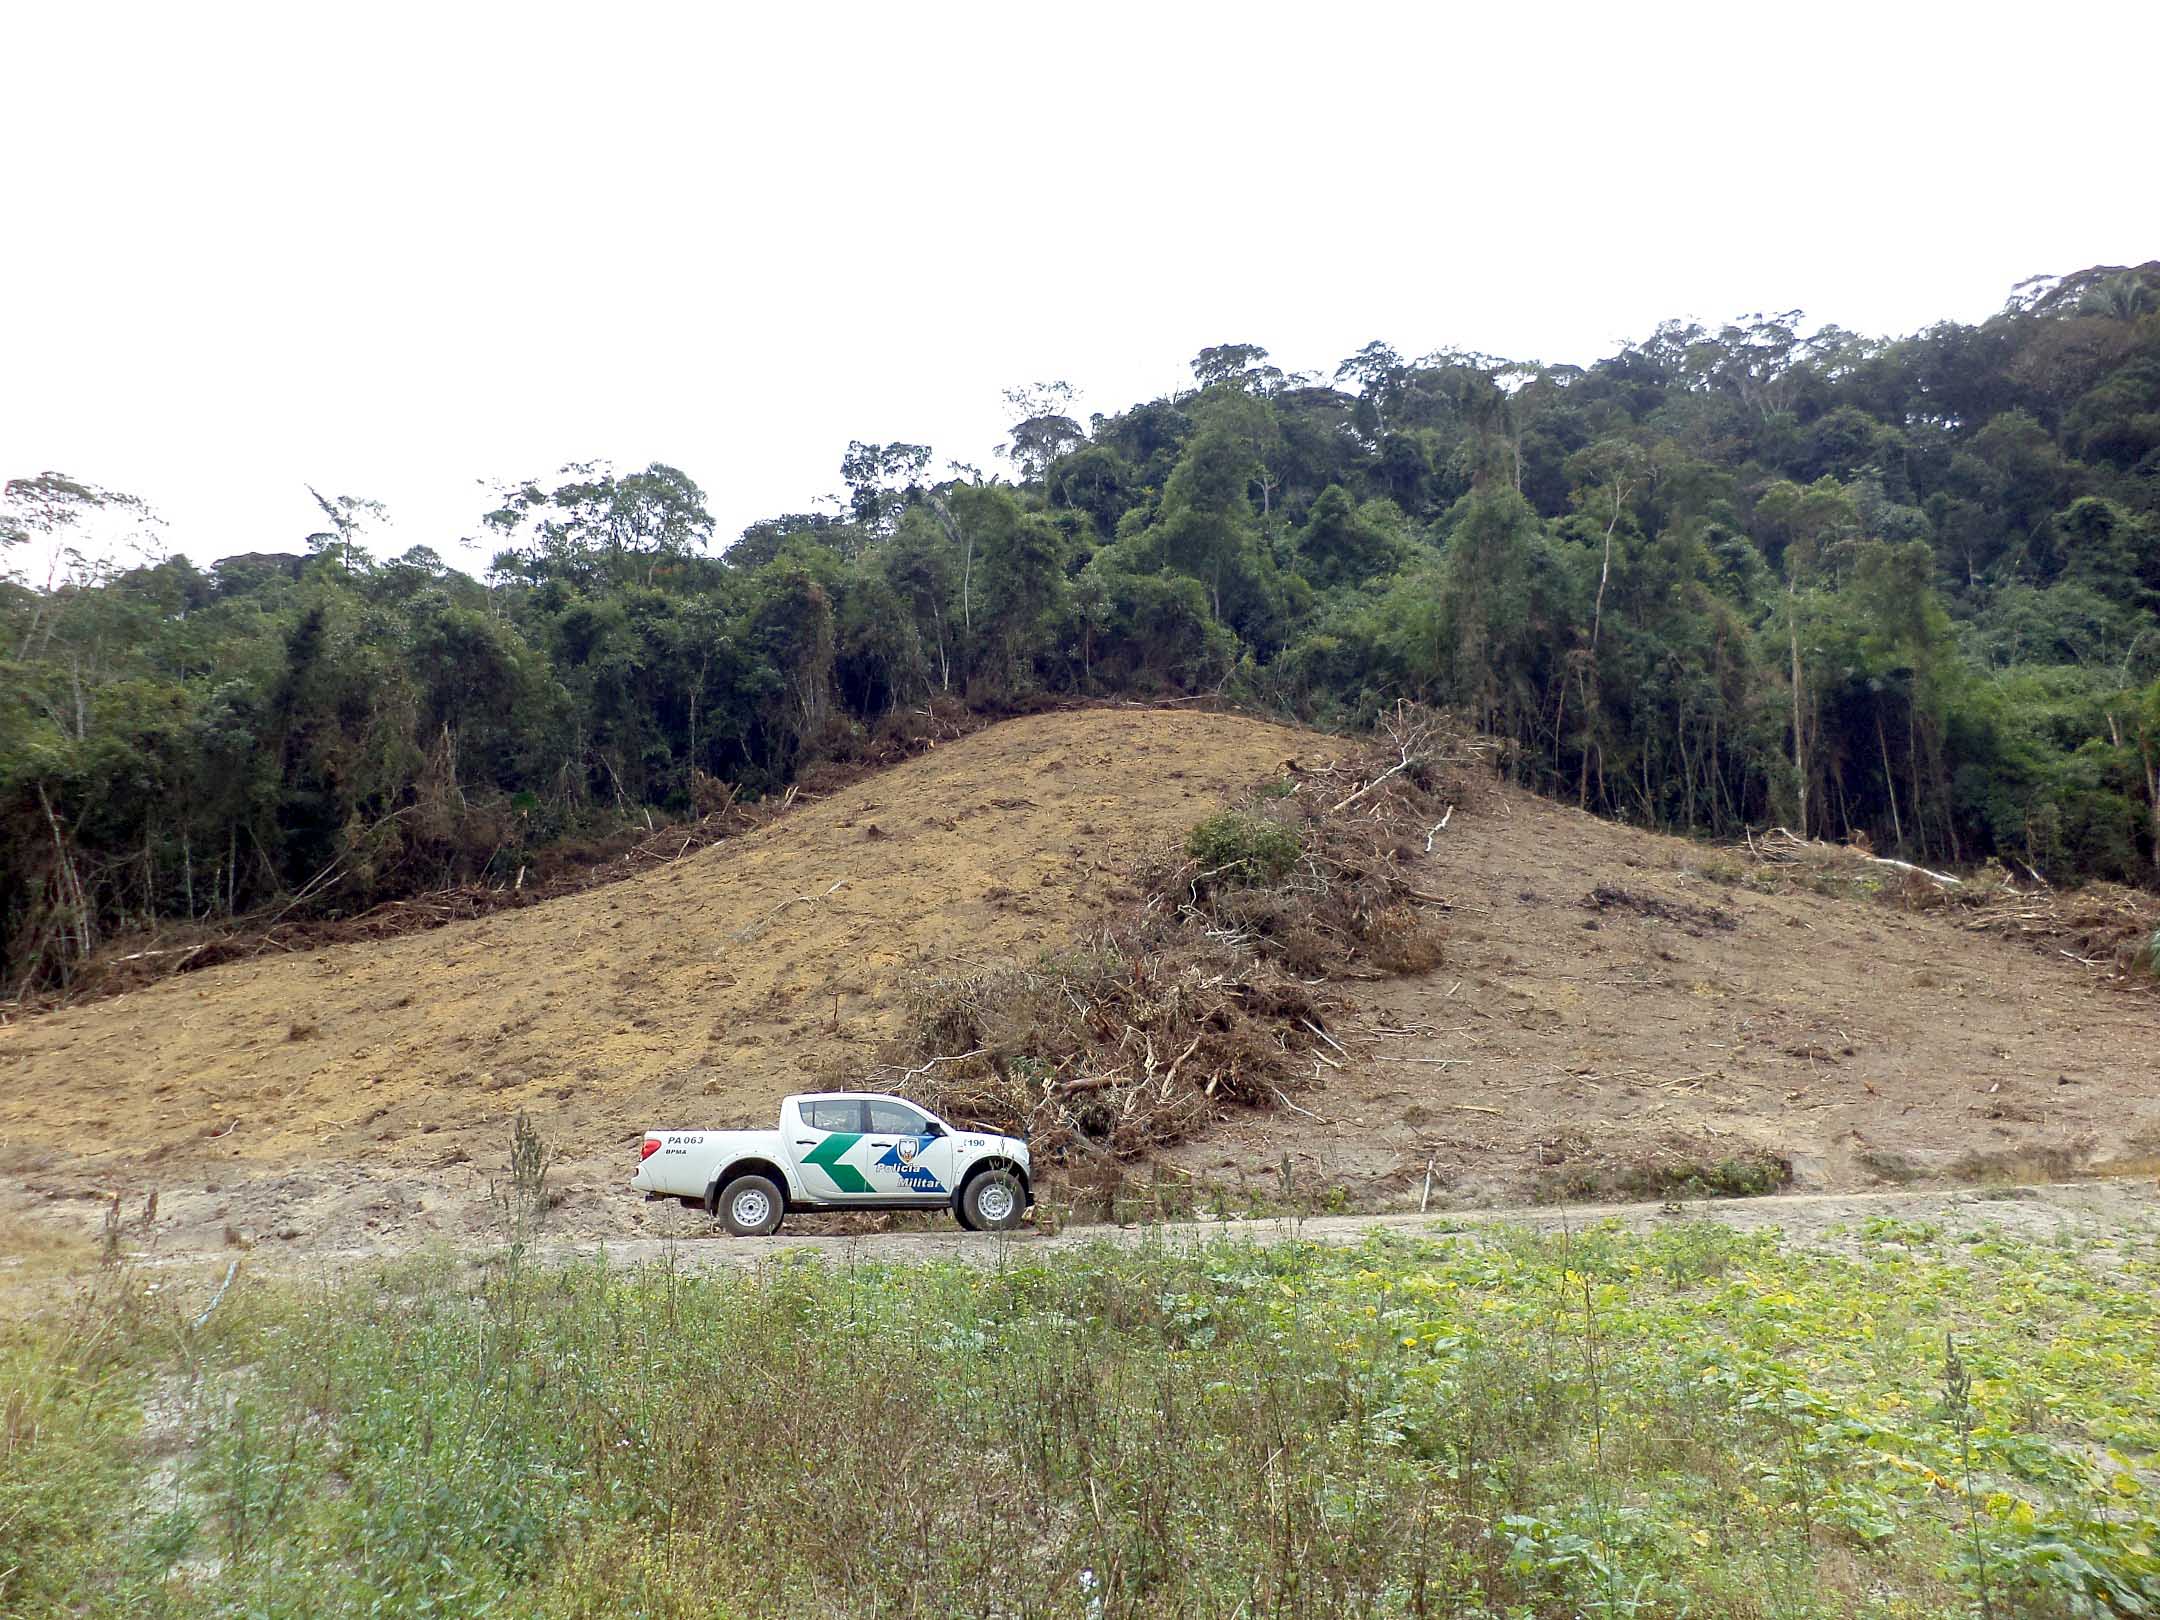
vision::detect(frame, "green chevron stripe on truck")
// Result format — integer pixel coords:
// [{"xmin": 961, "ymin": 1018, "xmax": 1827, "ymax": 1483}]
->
[{"xmin": 803, "ymin": 1132, "xmax": 872, "ymax": 1193}]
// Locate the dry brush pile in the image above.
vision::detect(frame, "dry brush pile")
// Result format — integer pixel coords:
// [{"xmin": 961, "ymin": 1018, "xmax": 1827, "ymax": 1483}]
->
[
  {"xmin": 1935, "ymin": 872, "xmax": 2160, "ymax": 980},
  {"xmin": 1738, "ymin": 827, "xmax": 2160, "ymax": 985},
  {"xmin": 880, "ymin": 705, "xmax": 1494, "ymax": 1174}
]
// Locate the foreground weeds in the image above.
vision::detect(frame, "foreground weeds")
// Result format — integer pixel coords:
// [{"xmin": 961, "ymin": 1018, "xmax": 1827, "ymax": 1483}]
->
[{"xmin": 5, "ymin": 1219, "xmax": 2158, "ymax": 1617}]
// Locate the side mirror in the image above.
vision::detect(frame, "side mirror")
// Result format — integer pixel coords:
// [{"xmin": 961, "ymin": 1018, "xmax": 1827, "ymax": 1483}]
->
[{"xmin": 921, "ymin": 1120, "xmax": 947, "ymax": 1138}]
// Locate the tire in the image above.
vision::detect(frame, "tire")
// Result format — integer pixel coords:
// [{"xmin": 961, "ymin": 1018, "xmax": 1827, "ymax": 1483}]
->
[
  {"xmin": 952, "ymin": 1199, "xmax": 979, "ymax": 1232},
  {"xmin": 963, "ymin": 1169, "xmax": 1025, "ymax": 1233},
  {"xmin": 719, "ymin": 1174, "xmax": 784, "ymax": 1237}
]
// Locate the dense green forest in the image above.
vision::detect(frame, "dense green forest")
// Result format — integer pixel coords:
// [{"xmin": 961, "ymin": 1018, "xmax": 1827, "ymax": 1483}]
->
[{"xmin": 5, "ymin": 264, "xmax": 2159, "ymax": 996}]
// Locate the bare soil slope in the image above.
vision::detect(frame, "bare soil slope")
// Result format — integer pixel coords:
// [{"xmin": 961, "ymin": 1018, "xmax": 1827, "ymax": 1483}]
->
[
  {"xmin": 1173, "ymin": 788, "xmax": 2160, "ymax": 1206},
  {"xmin": 0, "ymin": 708, "xmax": 1306, "ymax": 1249},
  {"xmin": 4, "ymin": 709, "xmax": 2155, "ymax": 1259}
]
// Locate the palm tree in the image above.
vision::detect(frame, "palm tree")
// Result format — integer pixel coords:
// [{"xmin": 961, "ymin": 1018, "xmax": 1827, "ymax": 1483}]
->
[{"xmin": 2078, "ymin": 270, "xmax": 2155, "ymax": 322}]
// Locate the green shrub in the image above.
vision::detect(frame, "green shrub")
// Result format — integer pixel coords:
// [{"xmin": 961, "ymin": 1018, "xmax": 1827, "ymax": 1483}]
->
[{"xmin": 1184, "ymin": 811, "xmax": 1302, "ymax": 885}]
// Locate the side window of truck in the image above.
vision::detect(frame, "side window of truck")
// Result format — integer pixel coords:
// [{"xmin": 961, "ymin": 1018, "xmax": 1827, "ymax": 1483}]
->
[
  {"xmin": 801, "ymin": 1099, "xmax": 863, "ymax": 1133},
  {"xmin": 867, "ymin": 1101, "xmax": 927, "ymax": 1136}
]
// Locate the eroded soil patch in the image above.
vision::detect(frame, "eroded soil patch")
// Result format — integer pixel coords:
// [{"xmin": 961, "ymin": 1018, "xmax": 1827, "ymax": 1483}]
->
[{"xmin": 1171, "ymin": 789, "xmax": 2160, "ymax": 1208}]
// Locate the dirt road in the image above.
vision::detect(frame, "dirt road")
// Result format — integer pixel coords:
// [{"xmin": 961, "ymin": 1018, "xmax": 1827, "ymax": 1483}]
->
[{"xmin": 89, "ymin": 1177, "xmax": 2152, "ymax": 1289}]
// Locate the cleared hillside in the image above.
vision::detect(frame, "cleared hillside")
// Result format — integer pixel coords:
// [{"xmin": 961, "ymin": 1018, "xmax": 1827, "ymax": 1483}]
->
[
  {"xmin": 0, "ymin": 708, "xmax": 1306, "ymax": 1249},
  {"xmin": 2, "ymin": 706, "xmax": 2155, "ymax": 1257},
  {"xmin": 1171, "ymin": 785, "xmax": 2160, "ymax": 1204}
]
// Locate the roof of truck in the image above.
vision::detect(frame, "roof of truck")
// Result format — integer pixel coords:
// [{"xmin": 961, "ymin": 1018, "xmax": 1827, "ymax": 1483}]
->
[{"xmin": 788, "ymin": 1090, "xmax": 915, "ymax": 1103}]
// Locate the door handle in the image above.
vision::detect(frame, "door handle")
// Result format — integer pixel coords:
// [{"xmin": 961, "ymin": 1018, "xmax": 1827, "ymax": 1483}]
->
[{"xmin": 794, "ymin": 1139, "xmax": 816, "ymax": 1147}]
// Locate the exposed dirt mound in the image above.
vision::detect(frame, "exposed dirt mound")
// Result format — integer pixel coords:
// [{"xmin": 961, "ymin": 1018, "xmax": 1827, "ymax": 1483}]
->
[
  {"xmin": 18, "ymin": 703, "xmax": 992, "ymax": 1013},
  {"xmin": 1170, "ymin": 790, "xmax": 2160, "ymax": 1209}
]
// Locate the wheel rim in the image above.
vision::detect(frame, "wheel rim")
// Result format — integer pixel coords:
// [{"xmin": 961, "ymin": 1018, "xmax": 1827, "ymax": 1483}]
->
[
  {"xmin": 732, "ymin": 1188, "xmax": 771, "ymax": 1228},
  {"xmin": 976, "ymin": 1180, "xmax": 1016, "ymax": 1224}
]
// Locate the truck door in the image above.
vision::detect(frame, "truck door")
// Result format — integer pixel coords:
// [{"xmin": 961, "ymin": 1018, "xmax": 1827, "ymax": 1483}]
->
[
  {"xmin": 790, "ymin": 1096, "xmax": 875, "ymax": 1200},
  {"xmin": 860, "ymin": 1098, "xmax": 958, "ymax": 1201}
]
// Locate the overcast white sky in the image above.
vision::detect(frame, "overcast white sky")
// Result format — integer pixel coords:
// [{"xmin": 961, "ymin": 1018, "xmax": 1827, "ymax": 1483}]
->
[{"xmin": 3, "ymin": 1, "xmax": 2154, "ymax": 580}]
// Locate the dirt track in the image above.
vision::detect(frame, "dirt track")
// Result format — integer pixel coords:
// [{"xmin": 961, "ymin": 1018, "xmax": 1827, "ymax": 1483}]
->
[
  {"xmin": 569, "ymin": 1177, "xmax": 2160, "ymax": 1268},
  {"xmin": 73, "ymin": 1179, "xmax": 2153, "ymax": 1293},
  {"xmin": 4, "ymin": 707, "xmax": 2158, "ymax": 1263},
  {"xmin": 14, "ymin": 1178, "xmax": 2154, "ymax": 1321}
]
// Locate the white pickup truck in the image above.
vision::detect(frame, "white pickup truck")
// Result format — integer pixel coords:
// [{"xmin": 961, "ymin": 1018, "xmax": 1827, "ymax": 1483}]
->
[{"xmin": 631, "ymin": 1091, "xmax": 1033, "ymax": 1236}]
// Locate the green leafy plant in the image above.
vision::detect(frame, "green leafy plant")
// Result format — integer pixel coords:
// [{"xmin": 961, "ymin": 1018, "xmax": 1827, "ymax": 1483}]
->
[{"xmin": 1183, "ymin": 811, "xmax": 1303, "ymax": 885}]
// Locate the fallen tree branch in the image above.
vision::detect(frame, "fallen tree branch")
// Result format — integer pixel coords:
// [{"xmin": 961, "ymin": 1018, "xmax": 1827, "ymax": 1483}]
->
[
  {"xmin": 729, "ymin": 878, "xmax": 849, "ymax": 943},
  {"xmin": 892, "ymin": 1047, "xmax": 989, "ymax": 1084},
  {"xmin": 107, "ymin": 942, "xmax": 215, "ymax": 967},
  {"xmin": 1329, "ymin": 756, "xmax": 1415, "ymax": 814},
  {"xmin": 192, "ymin": 1258, "xmax": 241, "ymax": 1330},
  {"xmin": 1300, "ymin": 1017, "xmax": 1350, "ymax": 1059},
  {"xmin": 1861, "ymin": 854, "xmax": 1961, "ymax": 887},
  {"xmin": 1271, "ymin": 1086, "xmax": 1324, "ymax": 1121},
  {"xmin": 1158, "ymin": 1032, "xmax": 1204, "ymax": 1096}
]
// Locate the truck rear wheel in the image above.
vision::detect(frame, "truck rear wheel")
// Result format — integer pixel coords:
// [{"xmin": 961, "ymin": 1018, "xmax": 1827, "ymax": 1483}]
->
[
  {"xmin": 963, "ymin": 1169, "xmax": 1025, "ymax": 1233},
  {"xmin": 720, "ymin": 1174, "xmax": 784, "ymax": 1237}
]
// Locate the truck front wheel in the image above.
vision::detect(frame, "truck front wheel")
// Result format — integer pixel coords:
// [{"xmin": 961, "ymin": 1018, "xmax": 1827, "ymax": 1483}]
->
[
  {"xmin": 963, "ymin": 1169, "xmax": 1025, "ymax": 1233},
  {"xmin": 719, "ymin": 1174, "xmax": 784, "ymax": 1237}
]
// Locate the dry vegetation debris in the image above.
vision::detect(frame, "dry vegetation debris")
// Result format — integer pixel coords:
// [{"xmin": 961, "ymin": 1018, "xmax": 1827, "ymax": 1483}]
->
[
  {"xmin": 1581, "ymin": 885, "xmax": 1738, "ymax": 935},
  {"xmin": 1737, "ymin": 826, "xmax": 2160, "ymax": 985},
  {"xmin": 886, "ymin": 706, "xmax": 1495, "ymax": 1169}
]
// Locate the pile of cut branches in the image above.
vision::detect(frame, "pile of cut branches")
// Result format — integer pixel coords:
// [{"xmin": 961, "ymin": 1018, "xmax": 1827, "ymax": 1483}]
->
[
  {"xmin": 1736, "ymin": 829, "xmax": 2160, "ymax": 986},
  {"xmin": 880, "ymin": 704, "xmax": 1491, "ymax": 1163},
  {"xmin": 1945, "ymin": 872, "xmax": 2160, "ymax": 980}
]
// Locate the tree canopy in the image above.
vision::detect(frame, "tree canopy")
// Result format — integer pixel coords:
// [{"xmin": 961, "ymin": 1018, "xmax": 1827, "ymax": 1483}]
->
[{"xmin": 6, "ymin": 262, "xmax": 2160, "ymax": 995}]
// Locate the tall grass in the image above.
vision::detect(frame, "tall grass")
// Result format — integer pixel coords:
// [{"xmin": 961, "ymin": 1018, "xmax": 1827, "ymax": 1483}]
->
[{"xmin": 5, "ymin": 1218, "xmax": 2158, "ymax": 1617}]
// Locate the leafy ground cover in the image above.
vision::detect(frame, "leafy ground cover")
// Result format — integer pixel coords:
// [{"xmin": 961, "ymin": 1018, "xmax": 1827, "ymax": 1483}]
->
[{"xmin": 5, "ymin": 1216, "xmax": 2157, "ymax": 1617}]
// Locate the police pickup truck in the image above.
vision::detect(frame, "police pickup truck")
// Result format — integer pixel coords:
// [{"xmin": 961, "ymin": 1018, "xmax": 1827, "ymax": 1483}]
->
[{"xmin": 631, "ymin": 1091, "xmax": 1033, "ymax": 1236}]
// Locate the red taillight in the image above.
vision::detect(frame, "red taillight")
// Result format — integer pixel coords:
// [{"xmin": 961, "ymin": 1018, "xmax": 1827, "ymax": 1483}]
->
[{"xmin": 640, "ymin": 1137, "xmax": 660, "ymax": 1161}]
